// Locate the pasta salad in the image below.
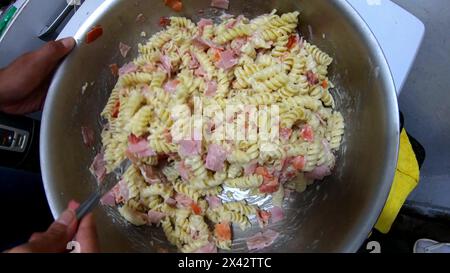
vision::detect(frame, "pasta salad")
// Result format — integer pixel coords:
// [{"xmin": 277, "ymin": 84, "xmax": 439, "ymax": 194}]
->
[{"xmin": 93, "ymin": 10, "xmax": 345, "ymax": 253}]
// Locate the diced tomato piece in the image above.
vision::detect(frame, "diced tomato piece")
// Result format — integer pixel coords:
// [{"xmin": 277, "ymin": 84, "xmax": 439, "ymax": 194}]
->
[
  {"xmin": 171, "ymin": 1, "xmax": 183, "ymax": 11},
  {"xmin": 86, "ymin": 25, "xmax": 103, "ymax": 44},
  {"xmin": 164, "ymin": 0, "xmax": 183, "ymax": 12},
  {"xmin": 128, "ymin": 133, "xmax": 141, "ymax": 144},
  {"xmin": 292, "ymin": 156, "xmax": 306, "ymax": 171},
  {"xmin": 214, "ymin": 222, "xmax": 231, "ymax": 241},
  {"xmin": 256, "ymin": 209, "xmax": 271, "ymax": 227},
  {"xmin": 321, "ymin": 80, "xmax": 328, "ymax": 89},
  {"xmin": 159, "ymin": 16, "xmax": 171, "ymax": 27},
  {"xmin": 190, "ymin": 202, "xmax": 202, "ymax": 215},
  {"xmin": 213, "ymin": 49, "xmax": 221, "ymax": 62},
  {"xmin": 112, "ymin": 100, "xmax": 120, "ymax": 118},
  {"xmin": 255, "ymin": 166, "xmax": 272, "ymax": 179},
  {"xmin": 301, "ymin": 125, "xmax": 314, "ymax": 142},
  {"xmin": 286, "ymin": 35, "xmax": 298, "ymax": 50},
  {"xmin": 109, "ymin": 64, "xmax": 119, "ymax": 77},
  {"xmin": 259, "ymin": 177, "xmax": 279, "ymax": 193}
]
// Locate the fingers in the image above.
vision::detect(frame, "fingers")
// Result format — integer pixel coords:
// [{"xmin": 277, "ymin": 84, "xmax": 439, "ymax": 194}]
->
[
  {"xmin": 0, "ymin": 37, "xmax": 76, "ymax": 110},
  {"xmin": 6, "ymin": 199, "xmax": 100, "ymax": 253},
  {"xmin": 68, "ymin": 199, "xmax": 80, "ymax": 211},
  {"xmin": 35, "ymin": 37, "xmax": 76, "ymax": 68},
  {"xmin": 74, "ymin": 213, "xmax": 100, "ymax": 253},
  {"xmin": 25, "ymin": 37, "xmax": 76, "ymax": 84},
  {"xmin": 8, "ymin": 206, "xmax": 78, "ymax": 253}
]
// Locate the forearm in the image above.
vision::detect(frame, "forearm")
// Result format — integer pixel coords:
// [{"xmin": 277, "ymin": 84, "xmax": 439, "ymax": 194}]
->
[{"xmin": 0, "ymin": 67, "xmax": 9, "ymax": 106}]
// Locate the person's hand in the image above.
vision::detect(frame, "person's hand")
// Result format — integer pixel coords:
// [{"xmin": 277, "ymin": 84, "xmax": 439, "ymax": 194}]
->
[
  {"xmin": 6, "ymin": 200, "xmax": 99, "ymax": 253},
  {"xmin": 0, "ymin": 37, "xmax": 76, "ymax": 115}
]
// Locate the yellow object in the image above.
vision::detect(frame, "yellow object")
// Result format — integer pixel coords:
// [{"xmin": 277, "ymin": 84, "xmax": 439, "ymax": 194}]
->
[{"xmin": 375, "ymin": 129, "xmax": 420, "ymax": 233}]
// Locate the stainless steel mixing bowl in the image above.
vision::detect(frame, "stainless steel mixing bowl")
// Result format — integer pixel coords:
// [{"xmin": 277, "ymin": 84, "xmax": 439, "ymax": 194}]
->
[{"xmin": 40, "ymin": 0, "xmax": 399, "ymax": 252}]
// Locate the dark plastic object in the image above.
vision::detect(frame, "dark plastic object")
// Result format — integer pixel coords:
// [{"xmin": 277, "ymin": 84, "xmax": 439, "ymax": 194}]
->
[
  {"xmin": 0, "ymin": 112, "xmax": 40, "ymax": 173},
  {"xmin": 0, "ymin": 1, "xmax": 13, "ymax": 9}
]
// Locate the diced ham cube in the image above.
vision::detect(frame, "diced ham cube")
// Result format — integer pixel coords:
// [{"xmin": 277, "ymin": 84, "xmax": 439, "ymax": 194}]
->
[
  {"xmin": 165, "ymin": 197, "xmax": 177, "ymax": 206},
  {"xmin": 160, "ymin": 55, "xmax": 172, "ymax": 75},
  {"xmin": 205, "ymin": 80, "xmax": 217, "ymax": 97},
  {"xmin": 189, "ymin": 53, "xmax": 200, "ymax": 69},
  {"xmin": 216, "ymin": 49, "xmax": 238, "ymax": 70},
  {"xmin": 81, "ymin": 126, "xmax": 95, "ymax": 148},
  {"xmin": 119, "ymin": 42, "xmax": 131, "ymax": 58},
  {"xmin": 119, "ymin": 62, "xmax": 138, "ymax": 76},
  {"xmin": 127, "ymin": 138, "xmax": 156, "ymax": 157},
  {"xmin": 305, "ymin": 164, "xmax": 332, "ymax": 180},
  {"xmin": 194, "ymin": 66, "xmax": 207, "ymax": 77},
  {"xmin": 243, "ymin": 160, "xmax": 258, "ymax": 175},
  {"xmin": 100, "ymin": 191, "xmax": 116, "ymax": 206},
  {"xmin": 197, "ymin": 18, "xmax": 213, "ymax": 34},
  {"xmin": 142, "ymin": 63, "xmax": 156, "ymax": 73},
  {"xmin": 306, "ymin": 70, "xmax": 319, "ymax": 85},
  {"xmin": 322, "ymin": 139, "xmax": 331, "ymax": 155},
  {"xmin": 147, "ymin": 210, "xmax": 166, "ymax": 225},
  {"xmin": 230, "ymin": 37, "xmax": 247, "ymax": 55},
  {"xmin": 279, "ymin": 127, "xmax": 292, "ymax": 141},
  {"xmin": 177, "ymin": 161, "xmax": 191, "ymax": 181},
  {"xmin": 205, "ymin": 195, "xmax": 222, "ymax": 209},
  {"xmin": 175, "ymin": 193, "xmax": 193, "ymax": 208},
  {"xmin": 112, "ymin": 179, "xmax": 129, "ymax": 204},
  {"xmin": 198, "ymin": 18, "xmax": 213, "ymax": 28},
  {"xmin": 178, "ymin": 140, "xmax": 201, "ymax": 157},
  {"xmin": 192, "ymin": 36, "xmax": 224, "ymax": 50},
  {"xmin": 205, "ymin": 144, "xmax": 228, "ymax": 172},
  {"xmin": 270, "ymin": 206, "xmax": 284, "ymax": 223},
  {"xmin": 163, "ymin": 79, "xmax": 179, "ymax": 93},
  {"xmin": 89, "ymin": 152, "xmax": 106, "ymax": 184},
  {"xmin": 246, "ymin": 229, "xmax": 279, "ymax": 251}
]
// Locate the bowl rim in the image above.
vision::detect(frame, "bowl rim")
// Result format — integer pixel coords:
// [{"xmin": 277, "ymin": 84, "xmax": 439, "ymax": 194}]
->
[{"xmin": 40, "ymin": 0, "xmax": 399, "ymax": 253}]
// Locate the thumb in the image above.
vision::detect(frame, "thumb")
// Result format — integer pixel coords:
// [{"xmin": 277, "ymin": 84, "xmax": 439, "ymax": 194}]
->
[
  {"xmin": 45, "ymin": 208, "xmax": 78, "ymax": 241},
  {"xmin": 0, "ymin": 37, "xmax": 76, "ymax": 96},
  {"xmin": 33, "ymin": 37, "xmax": 76, "ymax": 69}
]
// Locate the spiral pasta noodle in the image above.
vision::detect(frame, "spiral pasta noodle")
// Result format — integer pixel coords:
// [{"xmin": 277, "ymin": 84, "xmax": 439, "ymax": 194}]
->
[{"xmin": 224, "ymin": 175, "xmax": 264, "ymax": 189}]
